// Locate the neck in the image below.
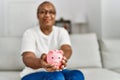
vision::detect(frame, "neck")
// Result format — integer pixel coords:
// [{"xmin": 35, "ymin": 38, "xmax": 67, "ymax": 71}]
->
[{"xmin": 40, "ymin": 25, "xmax": 52, "ymax": 35}]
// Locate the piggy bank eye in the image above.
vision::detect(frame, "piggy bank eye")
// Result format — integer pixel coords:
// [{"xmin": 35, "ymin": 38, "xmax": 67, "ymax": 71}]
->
[
  {"xmin": 58, "ymin": 57, "xmax": 61, "ymax": 59},
  {"xmin": 52, "ymin": 57, "xmax": 54, "ymax": 59}
]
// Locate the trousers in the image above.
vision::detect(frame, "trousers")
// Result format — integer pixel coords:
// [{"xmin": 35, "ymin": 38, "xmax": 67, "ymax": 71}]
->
[{"xmin": 22, "ymin": 69, "xmax": 84, "ymax": 80}]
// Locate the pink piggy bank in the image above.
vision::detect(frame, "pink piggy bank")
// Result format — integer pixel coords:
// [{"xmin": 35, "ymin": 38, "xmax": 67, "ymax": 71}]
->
[{"xmin": 47, "ymin": 50, "xmax": 63, "ymax": 69}]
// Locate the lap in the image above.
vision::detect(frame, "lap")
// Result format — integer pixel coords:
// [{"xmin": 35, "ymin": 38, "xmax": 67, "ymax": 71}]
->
[
  {"xmin": 22, "ymin": 71, "xmax": 64, "ymax": 80},
  {"xmin": 62, "ymin": 69, "xmax": 85, "ymax": 80},
  {"xmin": 21, "ymin": 69, "xmax": 84, "ymax": 80}
]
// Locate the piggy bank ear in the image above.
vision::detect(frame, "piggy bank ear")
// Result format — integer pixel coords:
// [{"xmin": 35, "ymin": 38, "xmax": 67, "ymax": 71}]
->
[
  {"xmin": 48, "ymin": 50, "xmax": 54, "ymax": 54},
  {"xmin": 59, "ymin": 50, "xmax": 64, "ymax": 55}
]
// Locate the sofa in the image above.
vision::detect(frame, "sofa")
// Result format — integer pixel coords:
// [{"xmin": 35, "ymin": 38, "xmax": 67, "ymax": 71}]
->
[{"xmin": 0, "ymin": 33, "xmax": 120, "ymax": 80}]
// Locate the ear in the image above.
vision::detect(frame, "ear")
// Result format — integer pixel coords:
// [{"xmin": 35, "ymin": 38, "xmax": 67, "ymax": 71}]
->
[
  {"xmin": 59, "ymin": 50, "xmax": 64, "ymax": 55},
  {"xmin": 48, "ymin": 50, "xmax": 54, "ymax": 54}
]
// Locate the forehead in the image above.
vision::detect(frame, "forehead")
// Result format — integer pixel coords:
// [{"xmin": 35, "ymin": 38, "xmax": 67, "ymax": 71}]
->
[{"xmin": 39, "ymin": 3, "xmax": 55, "ymax": 10}]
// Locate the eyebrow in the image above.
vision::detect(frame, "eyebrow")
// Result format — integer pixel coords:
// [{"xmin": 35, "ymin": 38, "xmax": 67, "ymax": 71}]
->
[
  {"xmin": 40, "ymin": 9, "xmax": 55, "ymax": 11},
  {"xmin": 37, "ymin": 6, "xmax": 56, "ymax": 14}
]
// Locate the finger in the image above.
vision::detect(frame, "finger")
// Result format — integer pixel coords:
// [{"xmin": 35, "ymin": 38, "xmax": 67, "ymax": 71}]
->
[
  {"xmin": 63, "ymin": 63, "xmax": 67, "ymax": 67},
  {"xmin": 53, "ymin": 66, "xmax": 58, "ymax": 70},
  {"xmin": 41, "ymin": 59, "xmax": 53, "ymax": 68},
  {"xmin": 61, "ymin": 59, "xmax": 66, "ymax": 65},
  {"xmin": 59, "ymin": 65, "xmax": 64, "ymax": 71},
  {"xmin": 63, "ymin": 56, "xmax": 67, "ymax": 59},
  {"xmin": 61, "ymin": 65, "xmax": 64, "ymax": 69},
  {"xmin": 61, "ymin": 60, "xmax": 67, "ymax": 67},
  {"xmin": 46, "ymin": 65, "xmax": 54, "ymax": 68},
  {"xmin": 45, "ymin": 67, "xmax": 56, "ymax": 72},
  {"xmin": 41, "ymin": 54, "xmax": 47, "ymax": 60},
  {"xmin": 45, "ymin": 67, "xmax": 53, "ymax": 72},
  {"xmin": 44, "ymin": 63, "xmax": 54, "ymax": 68},
  {"xmin": 63, "ymin": 56, "xmax": 68, "ymax": 63}
]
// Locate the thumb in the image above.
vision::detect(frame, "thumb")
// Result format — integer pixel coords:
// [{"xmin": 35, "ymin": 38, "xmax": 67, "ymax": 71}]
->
[{"xmin": 41, "ymin": 53, "xmax": 47, "ymax": 61}]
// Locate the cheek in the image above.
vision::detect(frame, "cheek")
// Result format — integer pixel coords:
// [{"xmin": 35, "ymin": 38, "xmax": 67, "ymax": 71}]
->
[
  {"xmin": 37, "ymin": 14, "xmax": 43, "ymax": 20},
  {"xmin": 51, "ymin": 15, "xmax": 55, "ymax": 20},
  {"xmin": 47, "ymin": 56, "xmax": 53, "ymax": 61}
]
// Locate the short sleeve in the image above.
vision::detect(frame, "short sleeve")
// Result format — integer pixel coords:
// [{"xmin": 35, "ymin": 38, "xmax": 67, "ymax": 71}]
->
[
  {"xmin": 21, "ymin": 29, "xmax": 36, "ymax": 55},
  {"xmin": 59, "ymin": 28, "xmax": 71, "ymax": 46}
]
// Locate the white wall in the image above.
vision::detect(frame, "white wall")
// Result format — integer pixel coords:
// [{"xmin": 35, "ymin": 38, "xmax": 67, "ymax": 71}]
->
[
  {"xmin": 86, "ymin": 0, "xmax": 101, "ymax": 38},
  {"xmin": 0, "ymin": 0, "xmax": 87, "ymax": 37},
  {"xmin": 1, "ymin": 0, "xmax": 120, "ymax": 38},
  {"xmin": 102, "ymin": 0, "xmax": 120, "ymax": 38},
  {"xmin": 36, "ymin": 0, "xmax": 87, "ymax": 20},
  {"xmin": 86, "ymin": 0, "xmax": 120, "ymax": 38},
  {"xmin": 0, "ymin": 0, "xmax": 4, "ymax": 36}
]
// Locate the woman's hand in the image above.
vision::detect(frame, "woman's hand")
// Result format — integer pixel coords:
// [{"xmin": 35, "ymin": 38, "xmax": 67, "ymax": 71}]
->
[
  {"xmin": 59, "ymin": 56, "xmax": 68, "ymax": 70},
  {"xmin": 40, "ymin": 53, "xmax": 58, "ymax": 72},
  {"xmin": 59, "ymin": 44, "xmax": 72, "ymax": 70}
]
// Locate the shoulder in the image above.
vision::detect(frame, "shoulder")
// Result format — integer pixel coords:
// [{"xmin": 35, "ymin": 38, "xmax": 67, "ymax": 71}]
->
[
  {"xmin": 53, "ymin": 26, "xmax": 67, "ymax": 33},
  {"xmin": 24, "ymin": 26, "xmax": 38, "ymax": 34},
  {"xmin": 53, "ymin": 26, "xmax": 69, "ymax": 38},
  {"xmin": 25, "ymin": 26, "xmax": 38, "ymax": 33},
  {"xmin": 22, "ymin": 26, "xmax": 39, "ymax": 37}
]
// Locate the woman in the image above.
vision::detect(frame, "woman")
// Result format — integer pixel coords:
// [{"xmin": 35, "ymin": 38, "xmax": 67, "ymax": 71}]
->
[{"xmin": 20, "ymin": 1, "xmax": 84, "ymax": 80}]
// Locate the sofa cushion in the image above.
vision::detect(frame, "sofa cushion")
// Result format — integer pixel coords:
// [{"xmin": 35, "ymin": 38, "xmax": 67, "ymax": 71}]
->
[
  {"xmin": 0, "ymin": 71, "xmax": 20, "ymax": 80},
  {"xmin": 80, "ymin": 68, "xmax": 120, "ymax": 80},
  {"xmin": 0, "ymin": 37, "xmax": 25, "ymax": 70},
  {"xmin": 101, "ymin": 39, "xmax": 120, "ymax": 73},
  {"xmin": 1, "ymin": 69, "xmax": 120, "ymax": 80},
  {"xmin": 67, "ymin": 33, "xmax": 102, "ymax": 69}
]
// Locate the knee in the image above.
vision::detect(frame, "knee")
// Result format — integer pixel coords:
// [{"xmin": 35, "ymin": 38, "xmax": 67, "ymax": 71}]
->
[
  {"xmin": 48, "ymin": 72, "xmax": 65, "ymax": 80},
  {"xmin": 69, "ymin": 70, "xmax": 85, "ymax": 80},
  {"xmin": 54, "ymin": 72, "xmax": 64, "ymax": 80}
]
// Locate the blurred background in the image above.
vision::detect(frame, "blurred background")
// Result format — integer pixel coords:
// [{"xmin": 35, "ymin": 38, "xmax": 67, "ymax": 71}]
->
[{"xmin": 0, "ymin": 0, "xmax": 120, "ymax": 39}]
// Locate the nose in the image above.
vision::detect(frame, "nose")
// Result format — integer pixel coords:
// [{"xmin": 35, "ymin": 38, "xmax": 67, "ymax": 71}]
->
[
  {"xmin": 44, "ymin": 13, "xmax": 50, "ymax": 19},
  {"xmin": 54, "ymin": 60, "xmax": 59, "ymax": 63},
  {"xmin": 44, "ymin": 11, "xmax": 51, "ymax": 17}
]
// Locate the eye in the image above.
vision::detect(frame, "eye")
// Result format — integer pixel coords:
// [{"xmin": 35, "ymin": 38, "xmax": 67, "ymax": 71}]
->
[
  {"xmin": 58, "ymin": 57, "xmax": 61, "ymax": 59},
  {"xmin": 49, "ymin": 11, "xmax": 55, "ymax": 14},
  {"xmin": 39, "ymin": 11, "xmax": 45, "ymax": 14},
  {"xmin": 52, "ymin": 57, "xmax": 54, "ymax": 59}
]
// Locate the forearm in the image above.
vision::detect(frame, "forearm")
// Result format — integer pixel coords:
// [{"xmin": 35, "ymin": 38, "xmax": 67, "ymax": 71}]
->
[
  {"xmin": 60, "ymin": 44, "xmax": 72, "ymax": 60},
  {"xmin": 22, "ymin": 52, "xmax": 42, "ymax": 69}
]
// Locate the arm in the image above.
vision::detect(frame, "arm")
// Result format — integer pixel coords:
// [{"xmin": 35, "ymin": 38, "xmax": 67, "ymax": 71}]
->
[
  {"xmin": 58, "ymin": 28, "xmax": 72, "ymax": 70},
  {"xmin": 21, "ymin": 30, "xmax": 58, "ymax": 71},
  {"xmin": 22, "ymin": 52, "xmax": 42, "ymax": 69},
  {"xmin": 22, "ymin": 52, "xmax": 58, "ymax": 71},
  {"xmin": 60, "ymin": 44, "xmax": 72, "ymax": 60},
  {"xmin": 59, "ymin": 44, "xmax": 72, "ymax": 70},
  {"xmin": 21, "ymin": 30, "xmax": 41, "ymax": 69}
]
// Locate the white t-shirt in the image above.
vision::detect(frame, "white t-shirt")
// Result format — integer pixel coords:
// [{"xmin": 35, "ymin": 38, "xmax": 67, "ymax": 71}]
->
[{"xmin": 20, "ymin": 25, "xmax": 71, "ymax": 78}]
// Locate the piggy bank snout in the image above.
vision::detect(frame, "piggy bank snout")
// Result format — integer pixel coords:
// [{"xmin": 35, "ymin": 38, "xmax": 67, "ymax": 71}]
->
[{"xmin": 47, "ymin": 50, "xmax": 63, "ymax": 67}]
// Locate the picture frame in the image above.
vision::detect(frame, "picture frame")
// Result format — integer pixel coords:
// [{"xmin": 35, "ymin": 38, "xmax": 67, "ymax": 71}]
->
[{"xmin": 55, "ymin": 18, "xmax": 72, "ymax": 34}]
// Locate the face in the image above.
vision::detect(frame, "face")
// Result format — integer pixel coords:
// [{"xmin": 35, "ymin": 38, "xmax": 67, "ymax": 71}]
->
[
  {"xmin": 47, "ymin": 50, "xmax": 63, "ymax": 67},
  {"xmin": 37, "ymin": 3, "xmax": 56, "ymax": 28},
  {"xmin": 49, "ymin": 53, "xmax": 63, "ymax": 63}
]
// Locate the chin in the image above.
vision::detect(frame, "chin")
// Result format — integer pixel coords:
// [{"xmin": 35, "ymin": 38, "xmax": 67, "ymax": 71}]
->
[{"xmin": 44, "ymin": 25, "xmax": 52, "ymax": 29}]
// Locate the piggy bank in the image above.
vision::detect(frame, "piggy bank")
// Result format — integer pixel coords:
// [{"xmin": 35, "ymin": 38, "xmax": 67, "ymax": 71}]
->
[{"xmin": 47, "ymin": 50, "xmax": 63, "ymax": 69}]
